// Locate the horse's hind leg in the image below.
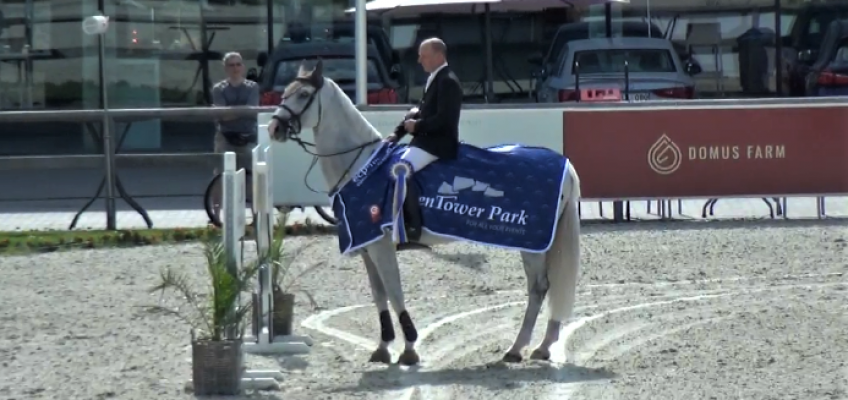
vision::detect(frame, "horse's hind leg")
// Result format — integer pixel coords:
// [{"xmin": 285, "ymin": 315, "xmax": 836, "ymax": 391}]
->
[
  {"xmin": 362, "ymin": 252, "xmax": 393, "ymax": 364},
  {"xmin": 504, "ymin": 252, "xmax": 549, "ymax": 363},
  {"xmin": 366, "ymin": 236, "xmax": 420, "ymax": 366},
  {"xmin": 530, "ymin": 178, "xmax": 581, "ymax": 362}
]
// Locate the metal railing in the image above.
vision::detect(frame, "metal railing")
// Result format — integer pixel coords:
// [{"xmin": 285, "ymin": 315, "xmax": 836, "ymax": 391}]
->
[
  {"xmin": 2, "ymin": 100, "xmax": 843, "ymax": 231},
  {"xmin": 0, "ymin": 107, "xmax": 275, "ymax": 230}
]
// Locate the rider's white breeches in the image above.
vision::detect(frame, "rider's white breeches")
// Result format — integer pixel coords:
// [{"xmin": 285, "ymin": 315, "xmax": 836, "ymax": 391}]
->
[{"xmin": 399, "ymin": 146, "xmax": 437, "ymax": 173}]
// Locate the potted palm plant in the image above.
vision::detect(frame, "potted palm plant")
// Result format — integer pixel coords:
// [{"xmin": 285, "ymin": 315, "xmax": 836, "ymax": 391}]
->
[
  {"xmin": 148, "ymin": 236, "xmax": 258, "ymax": 396},
  {"xmin": 252, "ymin": 213, "xmax": 319, "ymax": 337}
]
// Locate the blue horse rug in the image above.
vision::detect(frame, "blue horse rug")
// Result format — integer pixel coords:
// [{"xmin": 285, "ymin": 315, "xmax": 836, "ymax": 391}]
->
[{"xmin": 330, "ymin": 142, "xmax": 570, "ymax": 255}]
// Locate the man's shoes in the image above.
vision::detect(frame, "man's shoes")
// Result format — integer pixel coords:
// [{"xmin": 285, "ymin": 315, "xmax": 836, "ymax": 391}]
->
[{"xmin": 396, "ymin": 226, "xmax": 430, "ymax": 251}]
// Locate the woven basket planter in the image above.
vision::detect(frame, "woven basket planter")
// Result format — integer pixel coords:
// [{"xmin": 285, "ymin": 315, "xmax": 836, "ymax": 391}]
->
[
  {"xmin": 272, "ymin": 288, "xmax": 295, "ymax": 336},
  {"xmin": 191, "ymin": 338, "xmax": 243, "ymax": 396},
  {"xmin": 251, "ymin": 288, "xmax": 295, "ymax": 337}
]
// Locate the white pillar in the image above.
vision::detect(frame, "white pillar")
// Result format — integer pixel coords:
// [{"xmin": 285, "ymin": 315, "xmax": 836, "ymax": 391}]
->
[{"xmin": 355, "ymin": 0, "xmax": 368, "ymax": 106}]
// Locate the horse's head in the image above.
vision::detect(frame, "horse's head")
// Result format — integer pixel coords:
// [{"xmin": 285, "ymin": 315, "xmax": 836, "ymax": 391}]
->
[{"xmin": 272, "ymin": 59, "xmax": 325, "ymax": 143}]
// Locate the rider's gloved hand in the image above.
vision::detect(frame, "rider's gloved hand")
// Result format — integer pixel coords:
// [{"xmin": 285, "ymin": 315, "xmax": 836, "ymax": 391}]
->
[{"xmin": 404, "ymin": 107, "xmax": 419, "ymax": 120}]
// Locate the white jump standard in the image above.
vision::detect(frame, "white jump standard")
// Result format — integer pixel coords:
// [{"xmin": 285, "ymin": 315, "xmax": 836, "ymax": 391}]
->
[
  {"xmin": 240, "ymin": 143, "xmax": 313, "ymax": 354},
  {"xmin": 217, "ymin": 152, "xmax": 279, "ymax": 391},
  {"xmin": 215, "ymin": 149, "xmax": 313, "ymax": 391}
]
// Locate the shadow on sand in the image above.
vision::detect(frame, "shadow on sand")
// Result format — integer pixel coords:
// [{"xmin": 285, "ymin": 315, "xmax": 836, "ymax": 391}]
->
[
  {"xmin": 274, "ymin": 355, "xmax": 311, "ymax": 372},
  {"xmin": 421, "ymin": 249, "xmax": 488, "ymax": 270},
  {"xmin": 330, "ymin": 360, "xmax": 615, "ymax": 393}
]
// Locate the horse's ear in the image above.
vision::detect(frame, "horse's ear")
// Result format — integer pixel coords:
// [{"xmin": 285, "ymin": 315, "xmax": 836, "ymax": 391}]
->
[
  {"xmin": 312, "ymin": 58, "xmax": 324, "ymax": 84},
  {"xmin": 298, "ymin": 60, "xmax": 308, "ymax": 76}
]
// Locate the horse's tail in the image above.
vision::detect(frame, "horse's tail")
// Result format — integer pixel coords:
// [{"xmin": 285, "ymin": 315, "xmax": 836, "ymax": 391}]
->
[{"xmin": 546, "ymin": 163, "xmax": 581, "ymax": 323}]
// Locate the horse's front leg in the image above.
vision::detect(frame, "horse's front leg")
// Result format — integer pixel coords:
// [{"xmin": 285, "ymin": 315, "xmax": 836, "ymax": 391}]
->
[
  {"xmin": 366, "ymin": 237, "xmax": 420, "ymax": 366},
  {"xmin": 362, "ymin": 252, "xmax": 394, "ymax": 364}
]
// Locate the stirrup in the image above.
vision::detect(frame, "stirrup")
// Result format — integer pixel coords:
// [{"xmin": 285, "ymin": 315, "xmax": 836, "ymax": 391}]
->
[{"xmin": 390, "ymin": 161, "xmax": 414, "ymax": 244}]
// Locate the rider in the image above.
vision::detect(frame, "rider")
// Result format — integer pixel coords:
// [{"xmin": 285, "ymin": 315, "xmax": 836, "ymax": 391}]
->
[{"xmin": 385, "ymin": 37, "xmax": 463, "ymax": 242}]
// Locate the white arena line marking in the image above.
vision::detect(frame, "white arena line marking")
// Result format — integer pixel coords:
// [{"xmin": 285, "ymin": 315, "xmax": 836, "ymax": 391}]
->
[
  {"xmin": 300, "ymin": 271, "xmax": 842, "ymax": 350},
  {"xmin": 583, "ymin": 272, "xmax": 844, "ymax": 290},
  {"xmin": 410, "ymin": 297, "xmax": 667, "ymax": 400},
  {"xmin": 303, "ymin": 300, "xmax": 525, "ymax": 400},
  {"xmin": 301, "ymin": 304, "xmax": 374, "ymax": 351},
  {"xmin": 300, "ymin": 292, "xmax": 526, "ymax": 358},
  {"xmin": 548, "ymin": 280, "xmax": 848, "ymax": 400},
  {"xmin": 300, "ymin": 272, "xmax": 843, "ymax": 400},
  {"xmin": 416, "ymin": 322, "xmax": 516, "ymax": 400},
  {"xmin": 394, "ymin": 301, "xmax": 525, "ymax": 400}
]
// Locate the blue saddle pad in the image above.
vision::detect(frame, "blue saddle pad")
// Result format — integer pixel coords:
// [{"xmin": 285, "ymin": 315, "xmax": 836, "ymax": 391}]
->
[{"xmin": 331, "ymin": 142, "xmax": 570, "ymax": 255}]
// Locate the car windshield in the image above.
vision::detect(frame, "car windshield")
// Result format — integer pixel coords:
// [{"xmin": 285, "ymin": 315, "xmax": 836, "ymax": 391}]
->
[
  {"xmin": 572, "ymin": 49, "xmax": 676, "ymax": 74},
  {"xmin": 273, "ymin": 57, "xmax": 381, "ymax": 90},
  {"xmin": 547, "ymin": 24, "xmax": 663, "ymax": 63},
  {"xmin": 834, "ymin": 40, "xmax": 848, "ymax": 62},
  {"xmin": 806, "ymin": 11, "xmax": 848, "ymax": 48}
]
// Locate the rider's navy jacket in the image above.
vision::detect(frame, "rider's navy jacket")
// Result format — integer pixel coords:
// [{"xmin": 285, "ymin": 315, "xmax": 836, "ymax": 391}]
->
[{"xmin": 394, "ymin": 66, "xmax": 463, "ymax": 160}]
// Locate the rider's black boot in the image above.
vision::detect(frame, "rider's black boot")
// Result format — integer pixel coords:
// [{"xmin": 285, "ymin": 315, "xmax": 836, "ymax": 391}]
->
[{"xmin": 397, "ymin": 181, "xmax": 430, "ymax": 251}]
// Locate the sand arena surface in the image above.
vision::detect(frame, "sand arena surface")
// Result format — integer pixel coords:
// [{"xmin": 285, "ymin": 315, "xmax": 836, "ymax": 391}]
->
[{"xmin": 0, "ymin": 219, "xmax": 846, "ymax": 400}]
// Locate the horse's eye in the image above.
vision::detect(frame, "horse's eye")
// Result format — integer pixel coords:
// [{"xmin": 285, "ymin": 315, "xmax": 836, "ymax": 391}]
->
[{"xmin": 299, "ymin": 91, "xmax": 310, "ymax": 99}]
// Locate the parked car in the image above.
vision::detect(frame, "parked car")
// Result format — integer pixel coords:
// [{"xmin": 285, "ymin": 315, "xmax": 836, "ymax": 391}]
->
[
  {"xmin": 258, "ymin": 42, "xmax": 401, "ymax": 106},
  {"xmin": 528, "ymin": 21, "xmax": 701, "ymax": 98},
  {"xmin": 256, "ymin": 20, "xmax": 405, "ymax": 99},
  {"xmin": 535, "ymin": 37, "xmax": 701, "ymax": 103},
  {"xmin": 784, "ymin": 2, "xmax": 848, "ymax": 96},
  {"xmin": 803, "ymin": 19, "xmax": 848, "ymax": 97},
  {"xmin": 319, "ymin": 21, "xmax": 404, "ymax": 83}
]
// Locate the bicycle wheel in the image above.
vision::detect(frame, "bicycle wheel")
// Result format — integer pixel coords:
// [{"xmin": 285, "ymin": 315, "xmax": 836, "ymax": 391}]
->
[
  {"xmin": 204, "ymin": 170, "xmax": 255, "ymax": 228},
  {"xmin": 314, "ymin": 206, "xmax": 338, "ymax": 225}
]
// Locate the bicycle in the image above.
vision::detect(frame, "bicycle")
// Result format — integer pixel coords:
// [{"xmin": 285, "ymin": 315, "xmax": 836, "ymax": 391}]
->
[{"xmin": 203, "ymin": 168, "xmax": 338, "ymax": 228}]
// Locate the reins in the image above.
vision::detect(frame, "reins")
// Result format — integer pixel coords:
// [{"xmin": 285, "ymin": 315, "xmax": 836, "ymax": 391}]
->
[{"xmin": 293, "ymin": 135, "xmax": 381, "ymax": 196}]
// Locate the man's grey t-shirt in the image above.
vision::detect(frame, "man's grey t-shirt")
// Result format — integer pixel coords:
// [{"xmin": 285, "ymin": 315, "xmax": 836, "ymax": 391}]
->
[{"xmin": 211, "ymin": 79, "xmax": 259, "ymax": 135}]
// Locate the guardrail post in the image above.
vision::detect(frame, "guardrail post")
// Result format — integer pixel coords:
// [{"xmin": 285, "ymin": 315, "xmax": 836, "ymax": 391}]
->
[
  {"xmin": 613, "ymin": 200, "xmax": 625, "ymax": 222},
  {"xmin": 102, "ymin": 116, "xmax": 117, "ymax": 230}
]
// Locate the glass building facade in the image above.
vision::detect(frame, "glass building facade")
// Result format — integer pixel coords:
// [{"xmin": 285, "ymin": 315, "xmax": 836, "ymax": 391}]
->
[{"xmin": 0, "ymin": 0, "xmax": 829, "ymax": 155}]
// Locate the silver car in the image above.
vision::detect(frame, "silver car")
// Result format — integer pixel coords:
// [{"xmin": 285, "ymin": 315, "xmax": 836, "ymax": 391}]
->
[{"xmin": 535, "ymin": 37, "xmax": 702, "ymax": 103}]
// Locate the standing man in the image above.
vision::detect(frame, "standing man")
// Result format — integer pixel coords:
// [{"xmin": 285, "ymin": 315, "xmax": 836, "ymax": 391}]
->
[
  {"xmin": 386, "ymin": 37, "xmax": 463, "ymax": 243},
  {"xmin": 210, "ymin": 52, "xmax": 259, "ymax": 219},
  {"xmin": 212, "ymin": 51, "xmax": 259, "ymax": 173}
]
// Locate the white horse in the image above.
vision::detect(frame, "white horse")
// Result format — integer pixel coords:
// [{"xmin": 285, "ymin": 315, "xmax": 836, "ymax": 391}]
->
[{"xmin": 267, "ymin": 61, "xmax": 582, "ymax": 366}]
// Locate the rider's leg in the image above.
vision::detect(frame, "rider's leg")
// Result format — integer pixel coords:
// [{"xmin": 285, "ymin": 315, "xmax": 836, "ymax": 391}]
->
[
  {"xmin": 397, "ymin": 147, "xmax": 437, "ymax": 241},
  {"xmin": 399, "ymin": 146, "xmax": 438, "ymax": 172}
]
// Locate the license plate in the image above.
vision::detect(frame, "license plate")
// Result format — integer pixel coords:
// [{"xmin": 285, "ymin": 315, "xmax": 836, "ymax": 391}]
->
[{"xmin": 628, "ymin": 92, "xmax": 651, "ymax": 102}]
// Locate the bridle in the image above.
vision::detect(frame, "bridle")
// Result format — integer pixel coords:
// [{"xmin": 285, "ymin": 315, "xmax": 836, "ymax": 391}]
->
[{"xmin": 271, "ymin": 76, "xmax": 381, "ymax": 195}]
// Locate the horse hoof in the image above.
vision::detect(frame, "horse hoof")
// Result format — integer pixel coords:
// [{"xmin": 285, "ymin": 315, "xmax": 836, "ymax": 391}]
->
[
  {"xmin": 369, "ymin": 347, "xmax": 392, "ymax": 364},
  {"xmin": 502, "ymin": 352, "xmax": 523, "ymax": 363},
  {"xmin": 529, "ymin": 348, "xmax": 551, "ymax": 361},
  {"xmin": 398, "ymin": 349, "xmax": 420, "ymax": 366}
]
